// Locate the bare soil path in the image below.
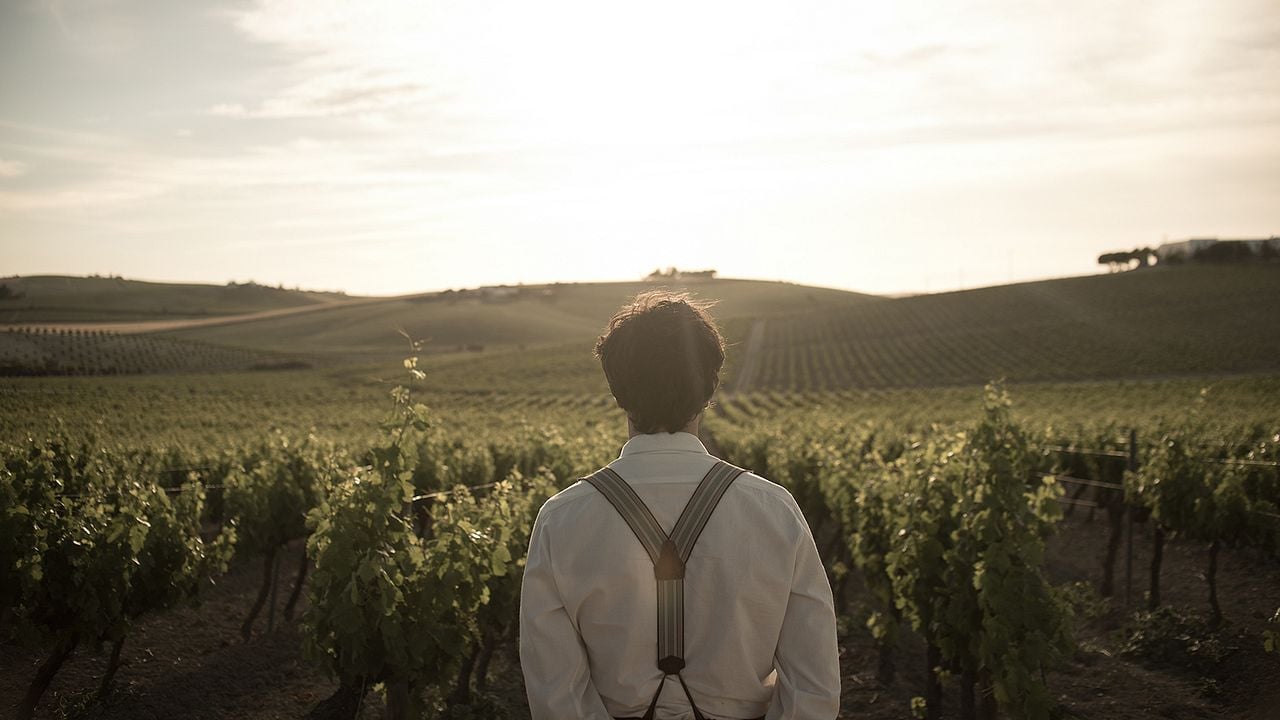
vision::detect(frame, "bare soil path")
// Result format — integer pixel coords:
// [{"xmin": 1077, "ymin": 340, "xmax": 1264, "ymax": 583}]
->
[{"xmin": 0, "ymin": 292, "xmax": 433, "ymax": 335}]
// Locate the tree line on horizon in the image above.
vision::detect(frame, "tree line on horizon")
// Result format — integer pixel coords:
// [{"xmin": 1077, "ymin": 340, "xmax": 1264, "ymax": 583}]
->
[{"xmin": 1099, "ymin": 238, "xmax": 1280, "ymax": 272}]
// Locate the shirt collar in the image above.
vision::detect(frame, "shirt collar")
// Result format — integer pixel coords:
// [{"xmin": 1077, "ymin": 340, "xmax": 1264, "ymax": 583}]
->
[{"xmin": 618, "ymin": 431, "xmax": 710, "ymax": 458}]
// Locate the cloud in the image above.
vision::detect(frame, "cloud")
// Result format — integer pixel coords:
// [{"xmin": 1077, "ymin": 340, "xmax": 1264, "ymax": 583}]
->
[
  {"xmin": 209, "ymin": 74, "xmax": 430, "ymax": 119},
  {"xmin": 207, "ymin": 1, "xmax": 448, "ymax": 124},
  {"xmin": 0, "ymin": 157, "xmax": 27, "ymax": 178},
  {"xmin": 212, "ymin": 0, "xmax": 1280, "ymax": 157},
  {"xmin": 0, "ymin": 124, "xmax": 472, "ymax": 217},
  {"xmin": 5, "ymin": 0, "xmax": 1279, "ymax": 297},
  {"xmin": 0, "ymin": 180, "xmax": 163, "ymax": 211}
]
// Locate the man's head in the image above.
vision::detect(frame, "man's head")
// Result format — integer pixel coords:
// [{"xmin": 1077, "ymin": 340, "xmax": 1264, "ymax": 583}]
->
[{"xmin": 594, "ymin": 291, "xmax": 726, "ymax": 434}]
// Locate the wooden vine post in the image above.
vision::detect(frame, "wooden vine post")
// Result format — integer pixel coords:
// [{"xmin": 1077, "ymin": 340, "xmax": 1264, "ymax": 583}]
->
[{"xmin": 1125, "ymin": 428, "xmax": 1137, "ymax": 609}]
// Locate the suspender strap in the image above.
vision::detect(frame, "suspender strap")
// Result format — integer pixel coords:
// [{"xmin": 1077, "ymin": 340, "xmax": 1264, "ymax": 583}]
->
[{"xmin": 584, "ymin": 460, "xmax": 747, "ymax": 720}]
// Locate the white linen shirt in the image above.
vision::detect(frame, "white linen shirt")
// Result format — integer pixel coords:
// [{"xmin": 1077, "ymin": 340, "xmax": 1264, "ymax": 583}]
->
[{"xmin": 519, "ymin": 431, "xmax": 840, "ymax": 720}]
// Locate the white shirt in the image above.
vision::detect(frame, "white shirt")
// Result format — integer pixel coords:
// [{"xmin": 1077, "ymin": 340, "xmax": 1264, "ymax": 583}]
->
[{"xmin": 519, "ymin": 432, "xmax": 840, "ymax": 720}]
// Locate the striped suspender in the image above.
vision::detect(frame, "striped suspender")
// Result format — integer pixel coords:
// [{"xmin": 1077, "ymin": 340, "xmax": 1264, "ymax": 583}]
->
[{"xmin": 584, "ymin": 461, "xmax": 747, "ymax": 720}]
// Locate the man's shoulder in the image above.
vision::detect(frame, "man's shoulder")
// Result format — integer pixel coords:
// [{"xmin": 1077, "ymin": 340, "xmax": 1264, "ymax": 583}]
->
[
  {"xmin": 731, "ymin": 467, "xmax": 798, "ymax": 502},
  {"xmin": 729, "ymin": 468, "xmax": 808, "ymax": 524},
  {"xmin": 537, "ymin": 477, "xmax": 598, "ymax": 518},
  {"xmin": 534, "ymin": 461, "xmax": 803, "ymax": 525}
]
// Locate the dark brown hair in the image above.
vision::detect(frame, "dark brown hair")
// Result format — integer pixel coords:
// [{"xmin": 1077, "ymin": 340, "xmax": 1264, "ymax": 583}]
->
[{"xmin": 594, "ymin": 291, "xmax": 726, "ymax": 434}]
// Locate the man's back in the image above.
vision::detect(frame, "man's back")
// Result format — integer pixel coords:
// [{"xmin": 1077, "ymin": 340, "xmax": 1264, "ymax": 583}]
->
[{"xmin": 519, "ymin": 431, "xmax": 840, "ymax": 720}]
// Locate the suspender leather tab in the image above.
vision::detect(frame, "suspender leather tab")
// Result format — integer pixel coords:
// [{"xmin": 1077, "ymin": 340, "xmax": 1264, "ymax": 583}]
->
[
  {"xmin": 657, "ymin": 655, "xmax": 685, "ymax": 674},
  {"xmin": 654, "ymin": 538, "xmax": 684, "ymax": 580}
]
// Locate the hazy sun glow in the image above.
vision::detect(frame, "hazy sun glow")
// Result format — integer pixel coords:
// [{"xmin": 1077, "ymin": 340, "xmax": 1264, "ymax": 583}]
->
[{"xmin": 1, "ymin": 0, "xmax": 1278, "ymax": 294}]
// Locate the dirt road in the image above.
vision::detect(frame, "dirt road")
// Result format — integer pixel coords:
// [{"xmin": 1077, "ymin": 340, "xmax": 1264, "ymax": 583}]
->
[{"xmin": 0, "ymin": 293, "xmax": 429, "ymax": 335}]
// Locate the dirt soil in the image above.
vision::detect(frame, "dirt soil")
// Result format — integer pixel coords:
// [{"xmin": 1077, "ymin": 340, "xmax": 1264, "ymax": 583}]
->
[
  {"xmin": 3, "ymin": 517, "xmax": 1278, "ymax": 720},
  {"xmin": 0, "ymin": 539, "xmax": 363, "ymax": 720}
]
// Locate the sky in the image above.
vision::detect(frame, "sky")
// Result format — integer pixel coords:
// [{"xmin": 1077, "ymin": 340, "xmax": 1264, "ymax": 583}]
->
[{"xmin": 1, "ymin": 0, "xmax": 1278, "ymax": 296}]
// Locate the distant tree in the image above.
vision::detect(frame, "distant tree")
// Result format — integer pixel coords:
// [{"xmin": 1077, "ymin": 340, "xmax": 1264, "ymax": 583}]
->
[
  {"xmin": 1097, "ymin": 252, "xmax": 1129, "ymax": 271},
  {"xmin": 1098, "ymin": 248, "xmax": 1160, "ymax": 272},
  {"xmin": 645, "ymin": 267, "xmax": 716, "ymax": 281}
]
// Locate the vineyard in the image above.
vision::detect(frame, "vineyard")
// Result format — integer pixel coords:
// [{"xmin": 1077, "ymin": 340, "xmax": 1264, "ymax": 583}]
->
[
  {"xmin": 0, "ymin": 328, "xmax": 314, "ymax": 376},
  {"xmin": 6, "ymin": 266, "xmax": 1278, "ymax": 393},
  {"xmin": 158, "ymin": 278, "xmax": 873, "ymax": 357},
  {"xmin": 738, "ymin": 264, "xmax": 1280, "ymax": 391},
  {"xmin": 2, "ymin": 266, "xmax": 1279, "ymax": 719},
  {"xmin": 2, "ymin": 348, "xmax": 1278, "ymax": 719}
]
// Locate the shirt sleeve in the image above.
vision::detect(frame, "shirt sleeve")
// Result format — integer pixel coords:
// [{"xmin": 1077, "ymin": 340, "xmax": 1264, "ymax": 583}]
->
[
  {"xmin": 519, "ymin": 503, "xmax": 613, "ymax": 720},
  {"xmin": 767, "ymin": 507, "xmax": 841, "ymax": 720}
]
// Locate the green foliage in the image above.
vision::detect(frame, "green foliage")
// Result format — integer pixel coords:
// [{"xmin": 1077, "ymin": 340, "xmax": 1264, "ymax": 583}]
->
[
  {"xmin": 3, "ymin": 311, "xmax": 1276, "ymax": 720},
  {"xmin": 299, "ymin": 345, "xmax": 587, "ymax": 714},
  {"xmin": 127, "ymin": 476, "xmax": 236, "ymax": 623},
  {"xmin": 0, "ymin": 434, "xmax": 234, "ymax": 651},
  {"xmin": 962, "ymin": 386, "xmax": 1071, "ymax": 716},
  {"xmin": 0, "ymin": 327, "xmax": 300, "ymax": 376},
  {"xmin": 1128, "ymin": 433, "xmax": 1208, "ymax": 538},
  {"xmin": 467, "ymin": 466, "xmax": 560, "ymax": 664},
  {"xmin": 714, "ymin": 384, "xmax": 1073, "ymax": 718},
  {"xmin": 224, "ymin": 433, "xmax": 327, "ymax": 556},
  {"xmin": 1057, "ymin": 581, "xmax": 1109, "ymax": 622},
  {"xmin": 1120, "ymin": 607, "xmax": 1226, "ymax": 674}
]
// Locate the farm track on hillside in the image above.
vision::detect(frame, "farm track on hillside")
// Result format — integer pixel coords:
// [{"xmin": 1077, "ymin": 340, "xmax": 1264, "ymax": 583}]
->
[{"xmin": 0, "ymin": 293, "xmax": 415, "ymax": 335}]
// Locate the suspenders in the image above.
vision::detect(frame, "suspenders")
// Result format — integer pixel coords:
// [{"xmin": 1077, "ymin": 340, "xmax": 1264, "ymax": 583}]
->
[{"xmin": 583, "ymin": 461, "xmax": 747, "ymax": 720}]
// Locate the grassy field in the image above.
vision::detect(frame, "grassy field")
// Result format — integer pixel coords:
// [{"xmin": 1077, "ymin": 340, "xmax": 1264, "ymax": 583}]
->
[{"xmin": 0, "ymin": 276, "xmax": 349, "ymax": 323}]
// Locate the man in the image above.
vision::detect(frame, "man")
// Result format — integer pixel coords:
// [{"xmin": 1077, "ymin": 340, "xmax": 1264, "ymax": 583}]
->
[{"xmin": 519, "ymin": 291, "xmax": 840, "ymax": 720}]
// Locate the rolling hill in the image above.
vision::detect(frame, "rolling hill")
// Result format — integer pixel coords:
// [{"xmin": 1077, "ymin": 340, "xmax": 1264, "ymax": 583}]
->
[
  {"xmin": 2, "ymin": 266, "xmax": 1278, "ymax": 390},
  {"xmin": 0, "ymin": 277, "xmax": 878, "ymax": 375},
  {"xmin": 737, "ymin": 264, "xmax": 1280, "ymax": 391},
  {"xmin": 158, "ymin": 279, "xmax": 878, "ymax": 358},
  {"xmin": 0, "ymin": 275, "xmax": 349, "ymax": 323},
  {"xmin": 347, "ymin": 264, "xmax": 1280, "ymax": 397}
]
